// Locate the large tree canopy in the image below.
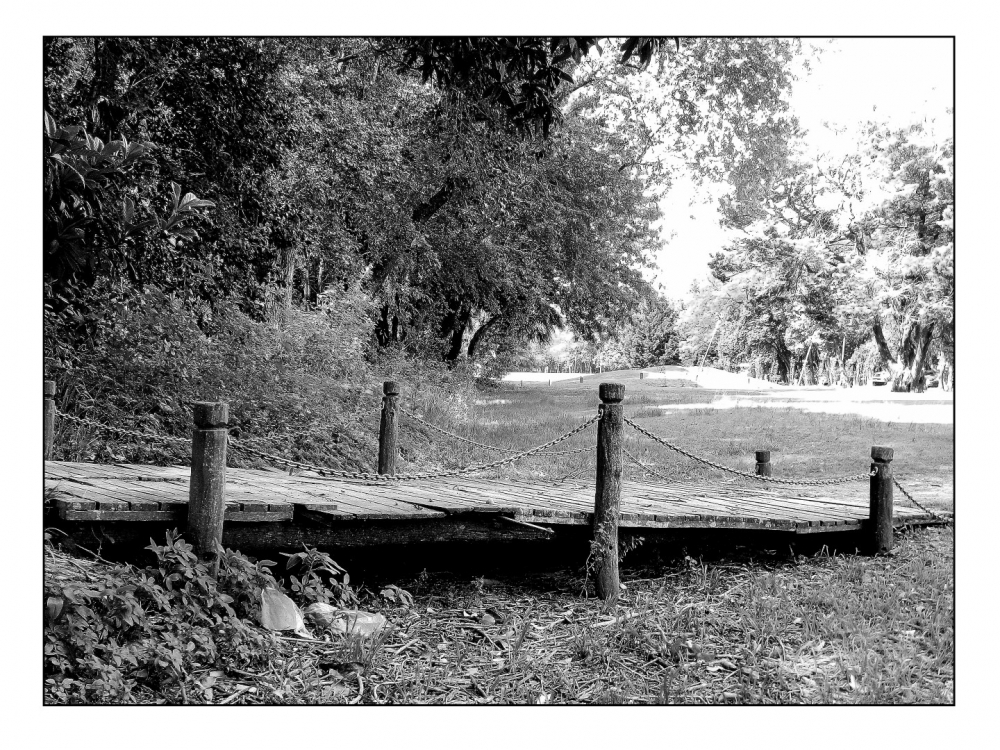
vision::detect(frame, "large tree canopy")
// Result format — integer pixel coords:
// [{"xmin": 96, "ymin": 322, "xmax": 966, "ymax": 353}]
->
[
  {"xmin": 679, "ymin": 119, "xmax": 953, "ymax": 391},
  {"xmin": 44, "ymin": 36, "xmax": 806, "ymax": 370}
]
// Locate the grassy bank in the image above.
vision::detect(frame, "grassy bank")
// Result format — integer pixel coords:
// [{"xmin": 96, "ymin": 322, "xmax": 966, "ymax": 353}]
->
[{"xmin": 45, "ymin": 525, "xmax": 953, "ymax": 704}]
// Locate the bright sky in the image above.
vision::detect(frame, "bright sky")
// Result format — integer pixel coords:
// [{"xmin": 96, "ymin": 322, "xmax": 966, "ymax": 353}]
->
[{"xmin": 649, "ymin": 37, "xmax": 954, "ymax": 301}]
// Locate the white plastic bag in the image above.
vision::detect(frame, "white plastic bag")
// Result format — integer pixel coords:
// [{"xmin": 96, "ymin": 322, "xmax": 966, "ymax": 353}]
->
[
  {"xmin": 302, "ymin": 603, "xmax": 387, "ymax": 638},
  {"xmin": 259, "ymin": 587, "xmax": 313, "ymax": 638}
]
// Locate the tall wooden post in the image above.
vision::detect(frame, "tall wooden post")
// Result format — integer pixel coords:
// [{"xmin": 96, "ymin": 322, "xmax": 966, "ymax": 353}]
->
[
  {"xmin": 593, "ymin": 382, "xmax": 625, "ymax": 602},
  {"xmin": 868, "ymin": 446, "xmax": 894, "ymax": 555},
  {"xmin": 188, "ymin": 402, "xmax": 228, "ymax": 577},
  {"xmin": 44, "ymin": 380, "xmax": 56, "ymax": 461},
  {"xmin": 378, "ymin": 381, "xmax": 399, "ymax": 476},
  {"xmin": 754, "ymin": 450, "xmax": 772, "ymax": 477}
]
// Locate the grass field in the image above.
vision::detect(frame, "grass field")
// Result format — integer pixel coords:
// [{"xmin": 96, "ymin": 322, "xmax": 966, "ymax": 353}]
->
[
  {"xmin": 404, "ymin": 369, "xmax": 954, "ymax": 511},
  {"xmin": 45, "ymin": 369, "xmax": 954, "ymax": 705}
]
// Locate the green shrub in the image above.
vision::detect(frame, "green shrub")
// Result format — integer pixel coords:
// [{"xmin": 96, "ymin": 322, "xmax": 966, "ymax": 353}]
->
[
  {"xmin": 43, "ymin": 530, "xmax": 356, "ymax": 705},
  {"xmin": 44, "ymin": 279, "xmax": 484, "ymax": 474}
]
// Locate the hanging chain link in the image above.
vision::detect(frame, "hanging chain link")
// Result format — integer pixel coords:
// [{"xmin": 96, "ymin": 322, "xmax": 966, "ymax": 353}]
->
[
  {"xmin": 399, "ymin": 405, "xmax": 594, "ymax": 456},
  {"xmin": 892, "ymin": 476, "xmax": 952, "ymax": 524},
  {"xmin": 55, "ymin": 409, "xmax": 192, "ymax": 447},
  {"xmin": 623, "ymin": 416, "xmax": 875, "ymax": 486},
  {"xmin": 230, "ymin": 413, "xmax": 599, "ymax": 482}
]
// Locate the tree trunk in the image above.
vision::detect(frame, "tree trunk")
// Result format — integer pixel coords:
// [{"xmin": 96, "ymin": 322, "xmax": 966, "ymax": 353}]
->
[
  {"xmin": 281, "ymin": 245, "xmax": 297, "ymax": 310},
  {"xmin": 773, "ymin": 343, "xmax": 791, "ymax": 384},
  {"xmin": 873, "ymin": 319, "xmax": 934, "ymax": 393},
  {"xmin": 468, "ymin": 314, "xmax": 503, "ymax": 359},
  {"xmin": 301, "ymin": 259, "xmax": 311, "ymax": 307},
  {"xmin": 413, "ymin": 178, "xmax": 458, "ymax": 225},
  {"xmin": 441, "ymin": 305, "xmax": 470, "ymax": 363}
]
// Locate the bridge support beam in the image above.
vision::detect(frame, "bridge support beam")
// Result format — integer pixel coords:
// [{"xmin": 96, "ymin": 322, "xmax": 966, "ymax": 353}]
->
[
  {"xmin": 868, "ymin": 446, "xmax": 894, "ymax": 555},
  {"xmin": 378, "ymin": 381, "xmax": 400, "ymax": 475},
  {"xmin": 593, "ymin": 382, "xmax": 625, "ymax": 602},
  {"xmin": 188, "ymin": 401, "xmax": 228, "ymax": 577}
]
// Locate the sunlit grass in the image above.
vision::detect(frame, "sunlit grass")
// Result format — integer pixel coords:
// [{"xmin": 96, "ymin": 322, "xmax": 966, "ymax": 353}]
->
[{"xmin": 397, "ymin": 373, "xmax": 953, "ymax": 501}]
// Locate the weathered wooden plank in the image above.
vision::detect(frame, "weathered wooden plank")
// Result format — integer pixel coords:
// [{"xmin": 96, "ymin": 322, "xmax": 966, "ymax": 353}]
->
[
  {"xmin": 299, "ymin": 505, "xmax": 445, "ymax": 522},
  {"xmin": 126, "ymin": 499, "xmax": 162, "ymax": 511},
  {"xmin": 66, "ymin": 477, "xmax": 188, "ymax": 505},
  {"xmin": 225, "ymin": 509, "xmax": 293, "ymax": 522},
  {"xmin": 61, "ymin": 509, "xmax": 181, "ymax": 522},
  {"xmin": 794, "ymin": 520, "xmax": 863, "ymax": 534},
  {"xmin": 630, "ymin": 487, "xmax": 859, "ymax": 523},
  {"xmin": 234, "ymin": 501, "xmax": 272, "ymax": 513},
  {"xmin": 53, "ymin": 495, "xmax": 97, "ymax": 512},
  {"xmin": 44, "ymin": 461, "xmax": 942, "ymax": 536},
  {"xmin": 293, "ymin": 481, "xmax": 439, "ymax": 516}
]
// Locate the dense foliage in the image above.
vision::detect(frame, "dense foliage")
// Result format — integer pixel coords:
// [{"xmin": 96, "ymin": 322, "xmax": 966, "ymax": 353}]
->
[
  {"xmin": 44, "ymin": 36, "xmax": 812, "ymax": 453},
  {"xmin": 44, "ymin": 529, "xmax": 357, "ymax": 704},
  {"xmin": 678, "ymin": 121, "xmax": 954, "ymax": 391}
]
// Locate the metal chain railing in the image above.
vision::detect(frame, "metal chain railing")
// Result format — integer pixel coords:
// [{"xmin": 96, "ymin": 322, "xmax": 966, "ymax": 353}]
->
[
  {"xmin": 893, "ymin": 476, "xmax": 951, "ymax": 524},
  {"xmin": 399, "ymin": 406, "xmax": 594, "ymax": 456},
  {"xmin": 229, "ymin": 413, "xmax": 600, "ymax": 482},
  {"xmin": 55, "ymin": 409, "xmax": 192, "ymax": 447},
  {"xmin": 56, "ymin": 404, "xmax": 952, "ymax": 523},
  {"xmin": 623, "ymin": 416, "xmax": 875, "ymax": 487}
]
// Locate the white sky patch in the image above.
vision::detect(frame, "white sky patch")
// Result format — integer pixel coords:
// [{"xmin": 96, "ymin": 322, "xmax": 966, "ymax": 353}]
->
[{"xmin": 651, "ymin": 37, "xmax": 954, "ymax": 303}]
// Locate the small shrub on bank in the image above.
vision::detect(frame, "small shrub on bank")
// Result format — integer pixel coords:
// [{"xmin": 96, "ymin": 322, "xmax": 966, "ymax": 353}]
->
[
  {"xmin": 43, "ymin": 530, "xmax": 354, "ymax": 705},
  {"xmin": 44, "ymin": 281, "xmax": 483, "ymax": 473}
]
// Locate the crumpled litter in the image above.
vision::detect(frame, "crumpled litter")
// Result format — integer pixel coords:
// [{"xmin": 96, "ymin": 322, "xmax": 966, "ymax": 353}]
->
[
  {"xmin": 302, "ymin": 602, "xmax": 387, "ymax": 637},
  {"xmin": 259, "ymin": 587, "xmax": 313, "ymax": 638}
]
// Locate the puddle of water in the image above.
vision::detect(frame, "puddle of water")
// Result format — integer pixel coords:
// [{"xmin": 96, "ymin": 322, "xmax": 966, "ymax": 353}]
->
[{"xmin": 654, "ymin": 396, "xmax": 953, "ymax": 425}]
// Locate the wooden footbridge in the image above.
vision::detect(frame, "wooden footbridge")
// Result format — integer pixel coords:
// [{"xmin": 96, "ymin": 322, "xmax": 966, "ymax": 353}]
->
[{"xmin": 44, "ymin": 381, "xmax": 948, "ymax": 599}]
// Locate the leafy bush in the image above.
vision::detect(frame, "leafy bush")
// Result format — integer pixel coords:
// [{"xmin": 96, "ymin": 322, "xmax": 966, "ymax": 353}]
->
[
  {"xmin": 281, "ymin": 546, "xmax": 359, "ymax": 608},
  {"xmin": 44, "ymin": 530, "xmax": 339, "ymax": 705},
  {"xmin": 44, "ymin": 277, "xmax": 485, "ymax": 473}
]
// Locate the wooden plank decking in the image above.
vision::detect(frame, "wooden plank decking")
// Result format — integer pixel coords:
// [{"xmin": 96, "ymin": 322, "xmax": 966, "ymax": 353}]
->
[{"xmin": 45, "ymin": 461, "xmax": 942, "ymax": 534}]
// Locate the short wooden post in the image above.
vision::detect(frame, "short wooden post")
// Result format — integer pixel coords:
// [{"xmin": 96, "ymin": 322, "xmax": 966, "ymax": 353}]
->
[
  {"xmin": 44, "ymin": 380, "xmax": 56, "ymax": 461},
  {"xmin": 639, "ymin": 372, "xmax": 644, "ymax": 380},
  {"xmin": 579, "ymin": 376, "xmax": 583, "ymax": 383},
  {"xmin": 378, "ymin": 381, "xmax": 399, "ymax": 476},
  {"xmin": 868, "ymin": 446, "xmax": 894, "ymax": 554},
  {"xmin": 754, "ymin": 450, "xmax": 772, "ymax": 477},
  {"xmin": 188, "ymin": 402, "xmax": 228, "ymax": 577},
  {"xmin": 593, "ymin": 382, "xmax": 625, "ymax": 602}
]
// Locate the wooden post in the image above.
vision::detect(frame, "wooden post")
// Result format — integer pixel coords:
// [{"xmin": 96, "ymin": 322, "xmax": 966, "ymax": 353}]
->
[
  {"xmin": 44, "ymin": 380, "xmax": 55, "ymax": 461},
  {"xmin": 593, "ymin": 382, "xmax": 625, "ymax": 602},
  {"xmin": 754, "ymin": 450, "xmax": 772, "ymax": 477},
  {"xmin": 579, "ymin": 376, "xmax": 583, "ymax": 383},
  {"xmin": 868, "ymin": 446, "xmax": 894, "ymax": 555},
  {"xmin": 188, "ymin": 402, "xmax": 228, "ymax": 577},
  {"xmin": 378, "ymin": 381, "xmax": 399, "ymax": 476}
]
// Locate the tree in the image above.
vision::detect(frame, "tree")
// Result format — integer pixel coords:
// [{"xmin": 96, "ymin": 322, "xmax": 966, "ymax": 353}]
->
[
  {"xmin": 682, "ymin": 118, "xmax": 953, "ymax": 391},
  {"xmin": 851, "ymin": 124, "xmax": 954, "ymax": 391},
  {"xmin": 43, "ymin": 111, "xmax": 214, "ymax": 311},
  {"xmin": 602, "ymin": 294, "xmax": 680, "ymax": 368}
]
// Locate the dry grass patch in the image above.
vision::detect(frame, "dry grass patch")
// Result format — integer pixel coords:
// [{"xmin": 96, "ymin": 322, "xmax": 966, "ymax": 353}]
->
[{"xmin": 47, "ymin": 525, "xmax": 951, "ymax": 705}]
